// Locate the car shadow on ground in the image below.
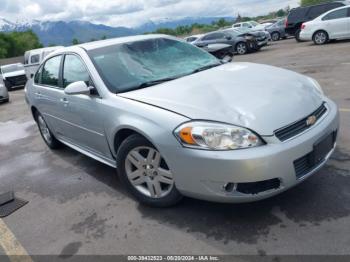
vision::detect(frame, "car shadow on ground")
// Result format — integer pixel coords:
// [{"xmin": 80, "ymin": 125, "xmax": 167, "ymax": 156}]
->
[
  {"xmin": 34, "ymin": 140, "xmax": 350, "ymax": 245},
  {"xmin": 135, "ymin": 148, "xmax": 350, "ymax": 244}
]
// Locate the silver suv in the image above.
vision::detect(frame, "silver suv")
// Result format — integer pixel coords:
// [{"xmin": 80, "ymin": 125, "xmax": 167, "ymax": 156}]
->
[{"xmin": 25, "ymin": 35, "xmax": 339, "ymax": 207}]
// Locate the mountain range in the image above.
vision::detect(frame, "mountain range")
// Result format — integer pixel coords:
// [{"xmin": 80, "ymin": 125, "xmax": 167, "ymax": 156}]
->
[{"xmin": 0, "ymin": 17, "xmax": 234, "ymax": 46}]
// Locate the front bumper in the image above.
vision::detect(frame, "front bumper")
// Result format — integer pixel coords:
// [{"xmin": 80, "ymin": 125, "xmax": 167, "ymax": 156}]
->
[
  {"xmin": 163, "ymin": 99, "xmax": 339, "ymax": 203},
  {"xmin": 257, "ymin": 39, "xmax": 268, "ymax": 47}
]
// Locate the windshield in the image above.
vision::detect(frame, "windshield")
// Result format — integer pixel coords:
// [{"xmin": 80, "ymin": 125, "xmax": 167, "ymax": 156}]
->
[
  {"xmin": 250, "ymin": 21, "xmax": 259, "ymax": 26},
  {"xmin": 88, "ymin": 37, "xmax": 220, "ymax": 93},
  {"xmin": 1, "ymin": 64, "xmax": 24, "ymax": 74}
]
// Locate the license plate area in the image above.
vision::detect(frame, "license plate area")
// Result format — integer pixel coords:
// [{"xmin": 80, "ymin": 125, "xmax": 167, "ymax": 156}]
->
[{"xmin": 310, "ymin": 132, "xmax": 335, "ymax": 166}]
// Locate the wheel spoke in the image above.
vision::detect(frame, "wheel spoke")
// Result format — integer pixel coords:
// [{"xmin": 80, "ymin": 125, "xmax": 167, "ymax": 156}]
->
[
  {"xmin": 153, "ymin": 181, "xmax": 162, "ymax": 197},
  {"xmin": 130, "ymin": 175, "xmax": 145, "ymax": 186},
  {"xmin": 157, "ymin": 168, "xmax": 173, "ymax": 185},
  {"xmin": 146, "ymin": 180, "xmax": 156, "ymax": 197},
  {"xmin": 127, "ymin": 169, "xmax": 143, "ymax": 180},
  {"xmin": 146, "ymin": 148, "xmax": 156, "ymax": 163},
  {"xmin": 152, "ymin": 151, "xmax": 161, "ymax": 168},
  {"xmin": 127, "ymin": 151, "xmax": 144, "ymax": 168}
]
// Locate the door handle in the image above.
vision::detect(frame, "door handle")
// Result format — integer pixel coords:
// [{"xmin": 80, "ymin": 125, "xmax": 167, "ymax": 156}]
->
[
  {"xmin": 60, "ymin": 98, "xmax": 69, "ymax": 106},
  {"xmin": 35, "ymin": 92, "xmax": 42, "ymax": 98}
]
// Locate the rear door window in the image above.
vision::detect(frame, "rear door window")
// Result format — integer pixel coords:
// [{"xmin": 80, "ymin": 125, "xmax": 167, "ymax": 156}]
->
[
  {"xmin": 30, "ymin": 54, "xmax": 40, "ymax": 64},
  {"xmin": 323, "ymin": 8, "xmax": 348, "ymax": 20},
  {"xmin": 202, "ymin": 32, "xmax": 225, "ymax": 41}
]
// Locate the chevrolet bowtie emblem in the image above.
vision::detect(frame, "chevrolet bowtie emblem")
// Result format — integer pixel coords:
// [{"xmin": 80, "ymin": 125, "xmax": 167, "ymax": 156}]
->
[{"xmin": 306, "ymin": 115, "xmax": 317, "ymax": 126}]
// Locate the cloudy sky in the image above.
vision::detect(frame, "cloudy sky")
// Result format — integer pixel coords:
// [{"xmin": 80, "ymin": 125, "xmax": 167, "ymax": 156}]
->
[{"xmin": 0, "ymin": 0, "xmax": 299, "ymax": 27}]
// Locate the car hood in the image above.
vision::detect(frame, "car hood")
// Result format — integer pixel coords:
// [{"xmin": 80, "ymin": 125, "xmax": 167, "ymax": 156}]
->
[
  {"xmin": 2, "ymin": 70, "xmax": 26, "ymax": 79},
  {"xmin": 119, "ymin": 62, "xmax": 324, "ymax": 136}
]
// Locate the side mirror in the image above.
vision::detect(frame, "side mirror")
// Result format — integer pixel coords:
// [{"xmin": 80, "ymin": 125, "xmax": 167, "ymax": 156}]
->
[
  {"xmin": 225, "ymin": 36, "xmax": 232, "ymax": 40},
  {"xmin": 64, "ymin": 81, "xmax": 91, "ymax": 95}
]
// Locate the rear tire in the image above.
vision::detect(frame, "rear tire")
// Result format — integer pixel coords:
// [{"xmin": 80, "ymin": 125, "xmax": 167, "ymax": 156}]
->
[
  {"xmin": 271, "ymin": 32, "xmax": 280, "ymax": 41},
  {"xmin": 117, "ymin": 134, "xmax": 183, "ymax": 207},
  {"xmin": 295, "ymin": 29, "xmax": 302, "ymax": 42},
  {"xmin": 313, "ymin": 30, "xmax": 328, "ymax": 45},
  {"xmin": 35, "ymin": 111, "xmax": 61, "ymax": 149}
]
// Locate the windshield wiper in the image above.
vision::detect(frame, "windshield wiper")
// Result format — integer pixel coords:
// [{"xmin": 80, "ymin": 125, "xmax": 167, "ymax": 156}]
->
[{"xmin": 134, "ymin": 77, "xmax": 181, "ymax": 90}]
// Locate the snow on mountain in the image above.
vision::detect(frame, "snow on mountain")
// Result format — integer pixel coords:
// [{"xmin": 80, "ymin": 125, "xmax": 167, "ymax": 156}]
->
[{"xmin": 0, "ymin": 16, "xmax": 235, "ymax": 46}]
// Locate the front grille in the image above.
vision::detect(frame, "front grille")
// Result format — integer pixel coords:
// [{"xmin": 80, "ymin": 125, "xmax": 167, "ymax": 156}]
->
[
  {"xmin": 275, "ymin": 103, "xmax": 327, "ymax": 142},
  {"xmin": 5, "ymin": 75, "xmax": 27, "ymax": 87}
]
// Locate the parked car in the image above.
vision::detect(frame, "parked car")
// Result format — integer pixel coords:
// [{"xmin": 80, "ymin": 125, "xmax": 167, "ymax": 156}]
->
[
  {"xmin": 285, "ymin": 0, "xmax": 349, "ymax": 41},
  {"xmin": 184, "ymin": 34, "xmax": 203, "ymax": 44},
  {"xmin": 193, "ymin": 30, "xmax": 258, "ymax": 55},
  {"xmin": 0, "ymin": 63, "xmax": 27, "ymax": 91},
  {"xmin": 300, "ymin": 5, "xmax": 350, "ymax": 44},
  {"xmin": 232, "ymin": 21, "xmax": 272, "ymax": 41},
  {"xmin": 228, "ymin": 28, "xmax": 269, "ymax": 48},
  {"xmin": 233, "ymin": 20, "xmax": 270, "ymax": 31},
  {"xmin": 232, "ymin": 21, "xmax": 260, "ymax": 29},
  {"xmin": 24, "ymin": 46, "xmax": 64, "ymax": 80},
  {"xmin": 266, "ymin": 18, "xmax": 287, "ymax": 41},
  {"xmin": 0, "ymin": 76, "xmax": 9, "ymax": 103},
  {"xmin": 25, "ymin": 35, "xmax": 339, "ymax": 207}
]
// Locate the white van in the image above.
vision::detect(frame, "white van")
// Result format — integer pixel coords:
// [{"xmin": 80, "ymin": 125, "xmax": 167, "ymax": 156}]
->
[{"xmin": 24, "ymin": 46, "xmax": 64, "ymax": 79}]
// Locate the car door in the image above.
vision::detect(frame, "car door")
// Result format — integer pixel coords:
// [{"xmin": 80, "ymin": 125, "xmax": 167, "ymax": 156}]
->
[
  {"xmin": 33, "ymin": 55, "xmax": 67, "ymax": 136},
  {"xmin": 59, "ymin": 54, "xmax": 112, "ymax": 158},
  {"xmin": 322, "ymin": 8, "xmax": 349, "ymax": 38}
]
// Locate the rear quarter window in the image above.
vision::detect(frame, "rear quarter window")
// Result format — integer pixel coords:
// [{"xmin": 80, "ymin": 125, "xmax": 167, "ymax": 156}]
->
[{"xmin": 30, "ymin": 55, "xmax": 40, "ymax": 64}]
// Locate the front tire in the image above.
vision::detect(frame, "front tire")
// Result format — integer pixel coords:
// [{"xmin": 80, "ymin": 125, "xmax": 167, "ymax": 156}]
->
[
  {"xmin": 117, "ymin": 134, "xmax": 183, "ymax": 207},
  {"xmin": 235, "ymin": 42, "xmax": 248, "ymax": 55},
  {"xmin": 35, "ymin": 111, "xmax": 61, "ymax": 149},
  {"xmin": 313, "ymin": 30, "xmax": 328, "ymax": 45}
]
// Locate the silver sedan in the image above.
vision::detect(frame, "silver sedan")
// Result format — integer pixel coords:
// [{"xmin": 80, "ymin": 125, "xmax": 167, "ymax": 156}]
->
[{"xmin": 25, "ymin": 35, "xmax": 339, "ymax": 207}]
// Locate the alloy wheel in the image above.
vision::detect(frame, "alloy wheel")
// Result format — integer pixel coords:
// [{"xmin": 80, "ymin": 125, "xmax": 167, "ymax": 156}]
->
[
  {"xmin": 272, "ymin": 32, "xmax": 280, "ymax": 41},
  {"xmin": 125, "ymin": 146, "xmax": 174, "ymax": 199},
  {"xmin": 236, "ymin": 43, "xmax": 247, "ymax": 55},
  {"xmin": 38, "ymin": 115, "xmax": 52, "ymax": 144},
  {"xmin": 314, "ymin": 32, "xmax": 327, "ymax": 45}
]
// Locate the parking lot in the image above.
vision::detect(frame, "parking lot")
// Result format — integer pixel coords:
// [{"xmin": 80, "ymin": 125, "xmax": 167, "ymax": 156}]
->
[{"xmin": 0, "ymin": 38, "xmax": 350, "ymax": 257}]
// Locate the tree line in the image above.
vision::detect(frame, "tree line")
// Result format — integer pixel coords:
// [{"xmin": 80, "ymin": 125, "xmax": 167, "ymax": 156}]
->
[
  {"xmin": 0, "ymin": 30, "xmax": 42, "ymax": 59},
  {"xmin": 0, "ymin": 0, "xmax": 337, "ymax": 59}
]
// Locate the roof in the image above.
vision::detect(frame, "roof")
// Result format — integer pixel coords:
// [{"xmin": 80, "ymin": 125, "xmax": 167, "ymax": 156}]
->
[
  {"xmin": 24, "ymin": 46, "xmax": 64, "ymax": 54},
  {"xmin": 78, "ymin": 34, "xmax": 173, "ymax": 51}
]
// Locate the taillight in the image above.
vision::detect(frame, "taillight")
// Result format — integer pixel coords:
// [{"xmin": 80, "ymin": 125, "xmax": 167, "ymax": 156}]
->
[
  {"xmin": 285, "ymin": 19, "xmax": 288, "ymax": 28},
  {"xmin": 301, "ymin": 23, "xmax": 306, "ymax": 30}
]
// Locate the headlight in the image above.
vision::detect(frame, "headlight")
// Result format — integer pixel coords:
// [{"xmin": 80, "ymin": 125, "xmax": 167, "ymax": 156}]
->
[
  {"xmin": 308, "ymin": 77, "xmax": 324, "ymax": 96},
  {"xmin": 174, "ymin": 121, "xmax": 264, "ymax": 150}
]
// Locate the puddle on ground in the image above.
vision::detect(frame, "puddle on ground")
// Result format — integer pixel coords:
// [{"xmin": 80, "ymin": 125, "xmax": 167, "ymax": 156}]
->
[{"xmin": 0, "ymin": 120, "xmax": 35, "ymax": 145}]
